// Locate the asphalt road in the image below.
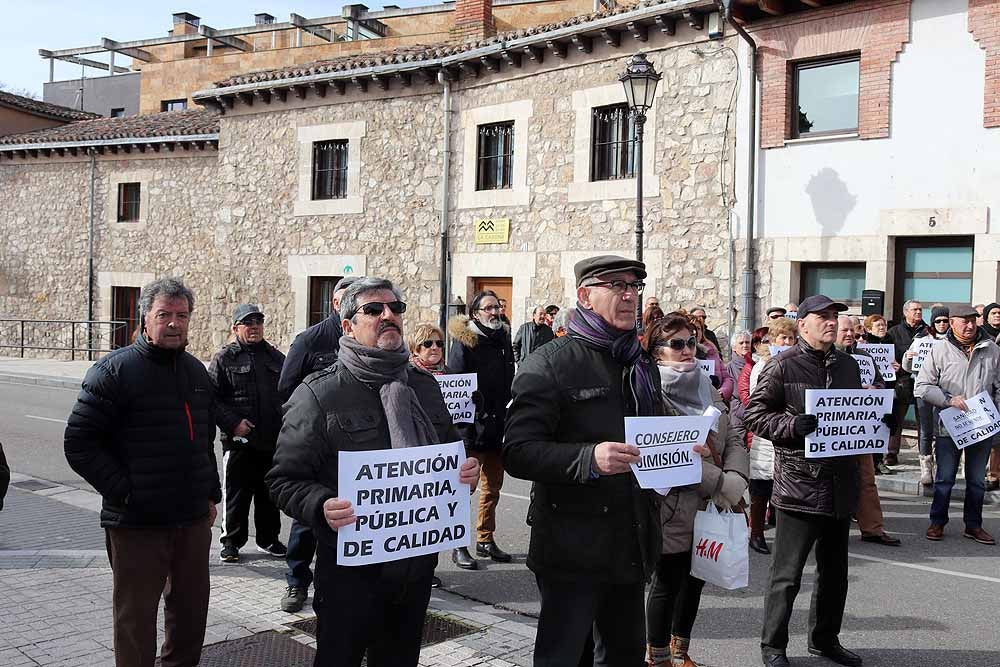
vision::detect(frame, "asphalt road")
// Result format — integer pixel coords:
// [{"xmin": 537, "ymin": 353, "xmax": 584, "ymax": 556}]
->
[{"xmin": 4, "ymin": 381, "xmax": 1000, "ymax": 666}]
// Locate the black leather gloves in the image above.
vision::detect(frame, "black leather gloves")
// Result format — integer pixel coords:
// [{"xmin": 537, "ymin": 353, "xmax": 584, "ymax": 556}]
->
[{"xmin": 793, "ymin": 414, "xmax": 819, "ymax": 437}]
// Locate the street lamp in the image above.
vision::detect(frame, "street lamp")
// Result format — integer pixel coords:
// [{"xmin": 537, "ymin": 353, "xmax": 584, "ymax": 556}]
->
[{"xmin": 620, "ymin": 52, "xmax": 660, "ymax": 322}]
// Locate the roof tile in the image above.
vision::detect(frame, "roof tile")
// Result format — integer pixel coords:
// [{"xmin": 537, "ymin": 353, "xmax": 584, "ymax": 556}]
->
[
  {"xmin": 0, "ymin": 90, "xmax": 100, "ymax": 122},
  {"xmin": 0, "ymin": 109, "xmax": 219, "ymax": 146}
]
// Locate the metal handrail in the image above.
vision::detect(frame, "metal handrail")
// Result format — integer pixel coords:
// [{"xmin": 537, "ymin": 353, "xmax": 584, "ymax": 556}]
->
[{"xmin": 0, "ymin": 319, "xmax": 129, "ymax": 360}]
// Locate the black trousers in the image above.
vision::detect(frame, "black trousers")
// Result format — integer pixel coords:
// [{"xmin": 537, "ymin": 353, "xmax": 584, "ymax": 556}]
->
[
  {"xmin": 220, "ymin": 448, "xmax": 280, "ymax": 549},
  {"xmin": 313, "ymin": 542, "xmax": 432, "ymax": 667},
  {"xmin": 533, "ymin": 575, "xmax": 646, "ymax": 667},
  {"xmin": 761, "ymin": 509, "xmax": 850, "ymax": 656},
  {"xmin": 645, "ymin": 551, "xmax": 706, "ymax": 646}
]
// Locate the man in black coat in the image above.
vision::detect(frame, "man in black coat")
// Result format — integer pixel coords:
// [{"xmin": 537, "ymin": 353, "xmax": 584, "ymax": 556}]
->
[
  {"xmin": 746, "ymin": 295, "xmax": 884, "ymax": 667},
  {"xmin": 885, "ymin": 300, "xmax": 926, "ymax": 466},
  {"xmin": 504, "ymin": 255, "xmax": 662, "ymax": 667},
  {"xmin": 267, "ymin": 277, "xmax": 480, "ymax": 667},
  {"xmin": 209, "ymin": 304, "xmax": 287, "ymax": 564},
  {"xmin": 276, "ymin": 275, "xmax": 361, "ymax": 613},
  {"xmin": 64, "ymin": 278, "xmax": 222, "ymax": 667},
  {"xmin": 512, "ymin": 306, "xmax": 555, "ymax": 364},
  {"xmin": 448, "ymin": 290, "xmax": 516, "ymax": 569}
]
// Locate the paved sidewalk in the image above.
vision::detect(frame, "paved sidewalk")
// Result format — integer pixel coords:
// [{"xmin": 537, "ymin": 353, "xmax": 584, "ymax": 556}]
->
[{"xmin": 1, "ymin": 473, "xmax": 536, "ymax": 666}]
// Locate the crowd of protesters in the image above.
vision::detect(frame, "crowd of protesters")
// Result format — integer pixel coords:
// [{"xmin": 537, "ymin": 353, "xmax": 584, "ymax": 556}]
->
[{"xmin": 51, "ymin": 261, "xmax": 1000, "ymax": 667}]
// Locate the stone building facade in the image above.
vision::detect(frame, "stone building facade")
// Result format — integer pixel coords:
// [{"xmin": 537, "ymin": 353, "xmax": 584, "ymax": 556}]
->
[{"xmin": 3, "ymin": 0, "xmax": 743, "ymax": 359}]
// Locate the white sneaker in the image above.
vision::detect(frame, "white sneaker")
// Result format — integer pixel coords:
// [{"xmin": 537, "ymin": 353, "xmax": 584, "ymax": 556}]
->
[{"xmin": 919, "ymin": 455, "xmax": 934, "ymax": 486}]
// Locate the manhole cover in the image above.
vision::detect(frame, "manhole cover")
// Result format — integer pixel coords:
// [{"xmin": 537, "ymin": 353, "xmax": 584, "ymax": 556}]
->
[
  {"xmin": 288, "ymin": 610, "xmax": 479, "ymax": 647},
  {"xmin": 155, "ymin": 631, "xmax": 314, "ymax": 666},
  {"xmin": 11, "ymin": 479, "xmax": 56, "ymax": 491}
]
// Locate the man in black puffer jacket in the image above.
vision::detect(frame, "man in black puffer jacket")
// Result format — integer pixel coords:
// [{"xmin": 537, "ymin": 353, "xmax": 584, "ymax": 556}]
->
[
  {"xmin": 64, "ymin": 278, "xmax": 221, "ymax": 667},
  {"xmin": 746, "ymin": 295, "xmax": 884, "ymax": 667},
  {"xmin": 209, "ymin": 304, "xmax": 287, "ymax": 564},
  {"xmin": 448, "ymin": 290, "xmax": 515, "ymax": 569}
]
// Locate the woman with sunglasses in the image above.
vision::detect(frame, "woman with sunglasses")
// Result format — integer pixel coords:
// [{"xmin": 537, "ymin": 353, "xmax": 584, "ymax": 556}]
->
[
  {"xmin": 643, "ymin": 315, "xmax": 749, "ymax": 667},
  {"xmin": 407, "ymin": 323, "xmax": 449, "ymax": 375},
  {"xmin": 901, "ymin": 305, "xmax": 950, "ymax": 486}
]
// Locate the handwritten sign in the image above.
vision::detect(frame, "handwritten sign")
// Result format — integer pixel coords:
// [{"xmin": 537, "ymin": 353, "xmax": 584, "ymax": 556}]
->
[
  {"xmin": 909, "ymin": 338, "xmax": 936, "ymax": 373},
  {"xmin": 337, "ymin": 441, "xmax": 470, "ymax": 566},
  {"xmin": 857, "ymin": 343, "xmax": 896, "ymax": 382},
  {"xmin": 804, "ymin": 389, "xmax": 894, "ymax": 458},
  {"xmin": 435, "ymin": 373, "xmax": 477, "ymax": 424},
  {"xmin": 697, "ymin": 359, "xmax": 715, "ymax": 377},
  {"xmin": 769, "ymin": 345, "xmax": 793, "ymax": 358},
  {"xmin": 851, "ymin": 355, "xmax": 876, "ymax": 387},
  {"xmin": 625, "ymin": 415, "xmax": 711, "ymax": 490},
  {"xmin": 940, "ymin": 391, "xmax": 1000, "ymax": 449}
]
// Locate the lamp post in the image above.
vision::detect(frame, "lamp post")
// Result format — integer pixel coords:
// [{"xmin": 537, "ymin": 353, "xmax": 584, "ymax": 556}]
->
[{"xmin": 620, "ymin": 53, "xmax": 661, "ymax": 322}]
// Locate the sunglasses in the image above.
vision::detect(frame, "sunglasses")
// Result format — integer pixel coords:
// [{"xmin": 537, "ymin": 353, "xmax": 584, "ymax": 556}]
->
[
  {"xmin": 420, "ymin": 339, "xmax": 444, "ymax": 349},
  {"xmin": 356, "ymin": 301, "xmax": 407, "ymax": 317},
  {"xmin": 239, "ymin": 316, "xmax": 264, "ymax": 326},
  {"xmin": 660, "ymin": 336, "xmax": 697, "ymax": 351},
  {"xmin": 934, "ymin": 318, "xmax": 949, "ymax": 324}
]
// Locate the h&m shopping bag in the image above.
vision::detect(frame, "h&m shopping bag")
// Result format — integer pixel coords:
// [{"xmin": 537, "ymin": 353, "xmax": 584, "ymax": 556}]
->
[{"xmin": 689, "ymin": 503, "xmax": 749, "ymax": 590}]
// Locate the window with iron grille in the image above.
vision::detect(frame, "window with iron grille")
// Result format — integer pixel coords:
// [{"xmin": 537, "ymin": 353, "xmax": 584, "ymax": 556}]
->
[
  {"xmin": 475, "ymin": 122, "xmax": 514, "ymax": 191},
  {"xmin": 117, "ymin": 182, "xmax": 141, "ymax": 222},
  {"xmin": 312, "ymin": 140, "xmax": 349, "ymax": 200},
  {"xmin": 591, "ymin": 103, "xmax": 637, "ymax": 182}
]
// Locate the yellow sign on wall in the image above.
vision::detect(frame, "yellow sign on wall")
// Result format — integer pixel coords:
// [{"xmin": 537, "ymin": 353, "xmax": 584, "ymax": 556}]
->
[{"xmin": 474, "ymin": 218, "xmax": 511, "ymax": 244}]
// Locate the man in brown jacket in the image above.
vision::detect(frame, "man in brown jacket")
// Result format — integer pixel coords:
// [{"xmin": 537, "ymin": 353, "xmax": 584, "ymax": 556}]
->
[{"xmin": 746, "ymin": 295, "xmax": 888, "ymax": 667}]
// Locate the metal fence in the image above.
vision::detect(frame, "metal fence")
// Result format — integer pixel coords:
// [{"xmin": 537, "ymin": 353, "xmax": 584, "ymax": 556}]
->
[{"xmin": 0, "ymin": 319, "xmax": 129, "ymax": 360}]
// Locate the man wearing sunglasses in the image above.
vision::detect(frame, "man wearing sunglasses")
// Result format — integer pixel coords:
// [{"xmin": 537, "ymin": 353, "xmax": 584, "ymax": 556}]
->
[
  {"xmin": 276, "ymin": 275, "xmax": 362, "ymax": 614},
  {"xmin": 208, "ymin": 304, "xmax": 287, "ymax": 565},
  {"xmin": 268, "ymin": 277, "xmax": 481, "ymax": 667},
  {"xmin": 513, "ymin": 306, "xmax": 556, "ymax": 364},
  {"xmin": 504, "ymin": 255, "xmax": 662, "ymax": 666},
  {"xmin": 448, "ymin": 290, "xmax": 516, "ymax": 568}
]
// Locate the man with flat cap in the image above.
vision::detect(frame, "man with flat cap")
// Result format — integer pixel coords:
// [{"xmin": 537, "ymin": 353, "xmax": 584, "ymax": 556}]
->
[
  {"xmin": 746, "ymin": 295, "xmax": 887, "ymax": 667},
  {"xmin": 504, "ymin": 254, "xmax": 663, "ymax": 666},
  {"xmin": 277, "ymin": 275, "xmax": 362, "ymax": 612},
  {"xmin": 766, "ymin": 306, "xmax": 787, "ymax": 320},
  {"xmin": 209, "ymin": 304, "xmax": 287, "ymax": 564}
]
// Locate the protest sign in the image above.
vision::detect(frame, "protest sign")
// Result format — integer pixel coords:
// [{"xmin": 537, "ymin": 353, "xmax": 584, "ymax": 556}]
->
[
  {"xmin": 851, "ymin": 355, "xmax": 876, "ymax": 387},
  {"xmin": 435, "ymin": 373, "xmax": 477, "ymax": 424},
  {"xmin": 768, "ymin": 345, "xmax": 792, "ymax": 358},
  {"xmin": 337, "ymin": 441, "xmax": 470, "ymax": 566},
  {"xmin": 857, "ymin": 343, "xmax": 896, "ymax": 382},
  {"xmin": 697, "ymin": 359, "xmax": 715, "ymax": 377},
  {"xmin": 909, "ymin": 338, "xmax": 936, "ymax": 374},
  {"xmin": 939, "ymin": 391, "xmax": 1000, "ymax": 449},
  {"xmin": 625, "ymin": 415, "xmax": 711, "ymax": 490},
  {"xmin": 804, "ymin": 389, "xmax": 894, "ymax": 458}
]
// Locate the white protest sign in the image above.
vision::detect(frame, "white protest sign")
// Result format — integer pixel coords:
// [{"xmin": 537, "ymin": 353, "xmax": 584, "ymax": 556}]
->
[
  {"xmin": 625, "ymin": 416, "xmax": 711, "ymax": 490},
  {"xmin": 435, "ymin": 373, "xmax": 477, "ymax": 424},
  {"xmin": 909, "ymin": 338, "xmax": 936, "ymax": 373},
  {"xmin": 697, "ymin": 359, "xmax": 715, "ymax": 377},
  {"xmin": 337, "ymin": 441, "xmax": 470, "ymax": 566},
  {"xmin": 851, "ymin": 355, "xmax": 876, "ymax": 387},
  {"xmin": 804, "ymin": 389, "xmax": 894, "ymax": 458},
  {"xmin": 857, "ymin": 343, "xmax": 896, "ymax": 382},
  {"xmin": 939, "ymin": 391, "xmax": 1000, "ymax": 449},
  {"xmin": 769, "ymin": 345, "xmax": 792, "ymax": 358}
]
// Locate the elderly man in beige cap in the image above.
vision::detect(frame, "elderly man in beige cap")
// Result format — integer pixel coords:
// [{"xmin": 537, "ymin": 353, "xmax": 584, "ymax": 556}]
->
[{"xmin": 504, "ymin": 255, "xmax": 663, "ymax": 666}]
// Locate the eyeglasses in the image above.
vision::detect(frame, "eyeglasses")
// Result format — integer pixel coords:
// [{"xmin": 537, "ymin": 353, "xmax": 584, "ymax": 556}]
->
[
  {"xmin": 934, "ymin": 318, "xmax": 949, "ymax": 324},
  {"xmin": 420, "ymin": 339, "xmax": 444, "ymax": 349},
  {"xmin": 355, "ymin": 301, "xmax": 407, "ymax": 317},
  {"xmin": 239, "ymin": 316, "xmax": 264, "ymax": 326},
  {"xmin": 659, "ymin": 336, "xmax": 697, "ymax": 351},
  {"xmin": 479, "ymin": 305, "xmax": 502, "ymax": 313},
  {"xmin": 588, "ymin": 280, "xmax": 645, "ymax": 295}
]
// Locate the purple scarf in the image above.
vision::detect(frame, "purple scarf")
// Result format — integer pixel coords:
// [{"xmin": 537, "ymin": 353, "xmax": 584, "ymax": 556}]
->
[{"xmin": 566, "ymin": 303, "xmax": 659, "ymax": 416}]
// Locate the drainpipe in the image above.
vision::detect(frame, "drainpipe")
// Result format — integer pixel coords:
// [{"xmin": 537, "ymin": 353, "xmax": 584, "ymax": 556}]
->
[
  {"xmin": 87, "ymin": 148, "xmax": 96, "ymax": 359},
  {"xmin": 723, "ymin": 1, "xmax": 759, "ymax": 333},
  {"xmin": 437, "ymin": 69, "xmax": 452, "ymax": 333}
]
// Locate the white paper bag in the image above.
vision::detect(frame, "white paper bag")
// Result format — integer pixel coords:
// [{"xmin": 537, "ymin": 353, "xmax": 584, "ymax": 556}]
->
[{"xmin": 689, "ymin": 503, "xmax": 749, "ymax": 590}]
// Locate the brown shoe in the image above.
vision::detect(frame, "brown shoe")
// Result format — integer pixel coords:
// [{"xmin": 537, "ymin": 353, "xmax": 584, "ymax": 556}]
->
[
  {"xmin": 925, "ymin": 524, "xmax": 944, "ymax": 541},
  {"xmin": 963, "ymin": 527, "xmax": 996, "ymax": 545}
]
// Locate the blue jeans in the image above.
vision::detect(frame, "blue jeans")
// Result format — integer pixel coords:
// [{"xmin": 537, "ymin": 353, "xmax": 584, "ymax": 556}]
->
[
  {"xmin": 930, "ymin": 436, "xmax": 992, "ymax": 529},
  {"xmin": 915, "ymin": 399, "xmax": 936, "ymax": 457},
  {"xmin": 285, "ymin": 519, "xmax": 316, "ymax": 589}
]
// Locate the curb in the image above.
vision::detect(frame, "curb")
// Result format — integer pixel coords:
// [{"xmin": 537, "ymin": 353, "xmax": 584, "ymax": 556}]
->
[
  {"xmin": 875, "ymin": 471, "xmax": 1000, "ymax": 505},
  {"xmin": 0, "ymin": 372, "xmax": 82, "ymax": 390}
]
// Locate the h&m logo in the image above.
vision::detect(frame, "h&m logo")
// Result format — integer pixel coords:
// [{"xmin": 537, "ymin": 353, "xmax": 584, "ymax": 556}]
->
[{"xmin": 695, "ymin": 538, "xmax": 723, "ymax": 562}]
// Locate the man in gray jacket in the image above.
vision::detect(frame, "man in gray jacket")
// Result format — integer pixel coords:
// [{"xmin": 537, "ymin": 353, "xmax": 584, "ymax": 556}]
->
[
  {"xmin": 512, "ymin": 306, "xmax": 555, "ymax": 363},
  {"xmin": 915, "ymin": 304, "xmax": 999, "ymax": 546}
]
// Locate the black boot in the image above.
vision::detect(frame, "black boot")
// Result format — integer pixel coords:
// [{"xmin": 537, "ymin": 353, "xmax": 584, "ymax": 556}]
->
[
  {"xmin": 476, "ymin": 540, "xmax": 512, "ymax": 563},
  {"xmin": 451, "ymin": 547, "xmax": 478, "ymax": 570}
]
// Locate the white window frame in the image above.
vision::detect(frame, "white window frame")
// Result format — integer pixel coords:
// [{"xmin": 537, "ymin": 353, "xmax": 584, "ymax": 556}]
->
[
  {"xmin": 457, "ymin": 100, "xmax": 532, "ymax": 210},
  {"xmin": 294, "ymin": 121, "xmax": 366, "ymax": 216}
]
